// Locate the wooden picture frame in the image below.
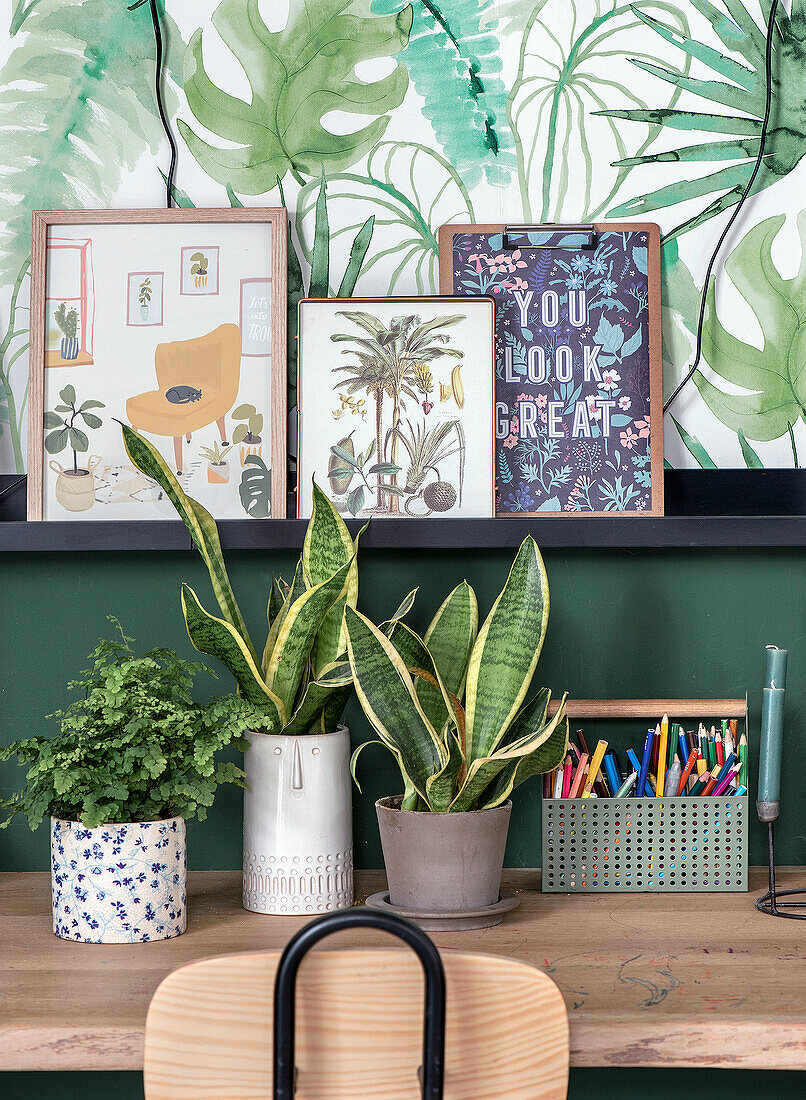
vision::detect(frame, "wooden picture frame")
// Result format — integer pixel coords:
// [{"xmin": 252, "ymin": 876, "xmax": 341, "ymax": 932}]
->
[
  {"xmin": 297, "ymin": 296, "xmax": 496, "ymax": 520},
  {"xmin": 439, "ymin": 222, "xmax": 664, "ymax": 517},
  {"xmin": 28, "ymin": 208, "xmax": 287, "ymax": 520}
]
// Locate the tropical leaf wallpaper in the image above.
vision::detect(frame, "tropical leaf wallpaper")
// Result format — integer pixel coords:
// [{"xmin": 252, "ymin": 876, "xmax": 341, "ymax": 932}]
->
[{"xmin": 1, "ymin": 0, "xmax": 805, "ymax": 472}]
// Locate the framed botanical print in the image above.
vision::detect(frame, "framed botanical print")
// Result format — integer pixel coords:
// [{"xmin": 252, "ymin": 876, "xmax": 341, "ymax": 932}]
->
[
  {"xmin": 27, "ymin": 208, "xmax": 287, "ymax": 520},
  {"xmin": 297, "ymin": 296, "xmax": 495, "ymax": 519}
]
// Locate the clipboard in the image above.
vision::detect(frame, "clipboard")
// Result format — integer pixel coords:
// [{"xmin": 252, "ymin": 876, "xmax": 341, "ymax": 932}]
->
[{"xmin": 438, "ymin": 222, "xmax": 663, "ymax": 517}]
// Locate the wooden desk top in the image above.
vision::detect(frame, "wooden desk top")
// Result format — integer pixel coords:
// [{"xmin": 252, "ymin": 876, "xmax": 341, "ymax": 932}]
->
[{"xmin": 2, "ymin": 868, "xmax": 805, "ymax": 1072}]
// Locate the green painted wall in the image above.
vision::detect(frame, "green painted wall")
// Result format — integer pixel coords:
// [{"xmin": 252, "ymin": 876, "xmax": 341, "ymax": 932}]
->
[
  {"xmin": 2, "ymin": 546, "xmax": 805, "ymax": 1097},
  {"xmin": 2, "ymin": 1067, "xmax": 804, "ymax": 1099},
  {"xmin": 3, "ymin": 547, "xmax": 805, "ymax": 868}
]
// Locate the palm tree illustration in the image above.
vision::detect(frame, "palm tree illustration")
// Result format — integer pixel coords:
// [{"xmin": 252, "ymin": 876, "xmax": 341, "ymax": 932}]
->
[
  {"xmin": 332, "ymin": 345, "xmax": 393, "ymax": 508},
  {"xmin": 331, "ymin": 311, "xmax": 465, "ymax": 513}
]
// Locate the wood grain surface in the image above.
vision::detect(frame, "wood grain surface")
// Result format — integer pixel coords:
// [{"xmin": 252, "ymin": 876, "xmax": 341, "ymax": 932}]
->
[
  {"xmin": 2, "ymin": 868, "xmax": 805, "ymax": 1072},
  {"xmin": 546, "ymin": 698, "xmax": 746, "ymax": 719},
  {"xmin": 144, "ymin": 948, "xmax": 568, "ymax": 1099}
]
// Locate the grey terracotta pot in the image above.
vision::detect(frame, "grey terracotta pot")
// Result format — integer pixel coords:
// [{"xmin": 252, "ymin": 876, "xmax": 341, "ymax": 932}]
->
[{"xmin": 376, "ymin": 795, "xmax": 512, "ymax": 912}]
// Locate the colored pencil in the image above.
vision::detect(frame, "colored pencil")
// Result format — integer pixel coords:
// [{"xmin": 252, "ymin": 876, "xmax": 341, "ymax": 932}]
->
[
  {"xmin": 553, "ymin": 767, "xmax": 564, "ymax": 798},
  {"xmin": 689, "ymin": 771, "xmax": 710, "ymax": 796},
  {"xmin": 604, "ymin": 753, "xmax": 621, "ymax": 798},
  {"xmin": 678, "ymin": 748, "xmax": 698, "ymax": 795},
  {"xmin": 678, "ymin": 729, "xmax": 689, "ymax": 765},
  {"xmin": 562, "ymin": 755, "xmax": 572, "ymax": 799},
  {"xmin": 724, "ymin": 725, "xmax": 735, "ymax": 758},
  {"xmin": 611, "ymin": 749, "xmax": 625, "ymax": 786},
  {"xmin": 686, "ymin": 729, "xmax": 697, "ymax": 758},
  {"xmin": 669, "ymin": 722, "xmax": 679, "ymax": 769},
  {"xmin": 715, "ymin": 728, "xmax": 724, "ymax": 767},
  {"xmin": 569, "ymin": 754, "xmax": 588, "ymax": 798},
  {"xmin": 714, "ymin": 752, "xmax": 737, "ymax": 786},
  {"xmin": 582, "ymin": 740, "xmax": 608, "ymax": 798},
  {"xmin": 713, "ymin": 764, "xmax": 741, "ymax": 797},
  {"xmin": 734, "ymin": 784, "xmax": 748, "ymax": 796},
  {"xmin": 701, "ymin": 772, "xmax": 720, "ymax": 797},
  {"xmin": 576, "ymin": 729, "xmax": 590, "ymax": 757},
  {"xmin": 627, "ymin": 748, "xmax": 642, "ymax": 777},
  {"xmin": 738, "ymin": 733, "xmax": 748, "ymax": 787},
  {"xmin": 615, "ymin": 771, "xmax": 638, "ymax": 797},
  {"xmin": 657, "ymin": 715, "xmax": 669, "ymax": 799},
  {"xmin": 637, "ymin": 730, "xmax": 654, "ymax": 798}
]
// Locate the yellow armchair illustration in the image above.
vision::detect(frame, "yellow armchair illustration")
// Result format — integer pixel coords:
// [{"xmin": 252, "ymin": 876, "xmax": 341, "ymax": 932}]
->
[{"xmin": 127, "ymin": 323, "xmax": 241, "ymax": 474}]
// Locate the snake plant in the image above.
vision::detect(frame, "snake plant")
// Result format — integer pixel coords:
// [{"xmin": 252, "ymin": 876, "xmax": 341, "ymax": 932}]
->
[
  {"xmin": 121, "ymin": 425, "xmax": 360, "ymax": 735},
  {"xmin": 348, "ymin": 536, "xmax": 568, "ymax": 811}
]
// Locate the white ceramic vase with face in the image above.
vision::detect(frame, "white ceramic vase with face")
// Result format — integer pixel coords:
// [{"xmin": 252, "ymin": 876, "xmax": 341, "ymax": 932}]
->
[{"xmin": 242, "ymin": 726, "xmax": 353, "ymax": 915}]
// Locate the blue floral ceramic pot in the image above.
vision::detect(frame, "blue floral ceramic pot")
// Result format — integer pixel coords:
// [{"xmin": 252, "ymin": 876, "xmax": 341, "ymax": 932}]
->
[{"xmin": 50, "ymin": 816, "xmax": 186, "ymax": 943}]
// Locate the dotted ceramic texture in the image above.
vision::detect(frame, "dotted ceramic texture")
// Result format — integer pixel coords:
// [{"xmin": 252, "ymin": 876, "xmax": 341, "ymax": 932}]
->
[
  {"xmin": 542, "ymin": 797, "xmax": 748, "ymax": 892},
  {"xmin": 242, "ymin": 849, "xmax": 353, "ymax": 914}
]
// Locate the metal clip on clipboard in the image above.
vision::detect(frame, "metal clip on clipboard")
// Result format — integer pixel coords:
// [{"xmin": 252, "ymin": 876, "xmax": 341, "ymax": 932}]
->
[{"xmin": 502, "ymin": 223, "xmax": 598, "ymax": 252}]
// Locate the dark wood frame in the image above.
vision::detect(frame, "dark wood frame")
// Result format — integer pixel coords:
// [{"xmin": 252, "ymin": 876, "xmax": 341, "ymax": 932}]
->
[
  {"xmin": 28, "ymin": 208, "xmax": 288, "ymax": 520},
  {"xmin": 438, "ymin": 221, "xmax": 664, "ymax": 517}
]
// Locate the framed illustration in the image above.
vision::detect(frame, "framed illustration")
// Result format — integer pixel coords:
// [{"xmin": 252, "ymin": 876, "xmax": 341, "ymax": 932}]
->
[
  {"xmin": 28, "ymin": 209, "xmax": 287, "ymax": 520},
  {"xmin": 127, "ymin": 271, "xmax": 164, "ymax": 327},
  {"xmin": 180, "ymin": 245, "xmax": 220, "ymax": 296},
  {"xmin": 297, "ymin": 296, "xmax": 496, "ymax": 519},
  {"xmin": 439, "ymin": 223, "xmax": 664, "ymax": 516}
]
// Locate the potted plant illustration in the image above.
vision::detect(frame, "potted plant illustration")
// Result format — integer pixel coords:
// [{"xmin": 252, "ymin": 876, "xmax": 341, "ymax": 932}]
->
[
  {"xmin": 199, "ymin": 439, "xmax": 233, "ymax": 485},
  {"xmin": 231, "ymin": 403, "xmax": 263, "ymax": 465},
  {"xmin": 388, "ymin": 418, "xmax": 466, "ymax": 515},
  {"xmin": 331, "ymin": 311, "xmax": 465, "ymax": 513},
  {"xmin": 54, "ymin": 301, "xmax": 79, "ymax": 361},
  {"xmin": 347, "ymin": 536, "xmax": 568, "ymax": 930},
  {"xmin": 122, "ymin": 423, "xmax": 404, "ymax": 916},
  {"xmin": 0, "ymin": 622, "xmax": 258, "ymax": 943},
  {"xmin": 44, "ymin": 385, "xmax": 105, "ymax": 512},
  {"xmin": 189, "ymin": 251, "xmax": 208, "ymax": 287},
  {"xmin": 138, "ymin": 276, "xmax": 152, "ymax": 320}
]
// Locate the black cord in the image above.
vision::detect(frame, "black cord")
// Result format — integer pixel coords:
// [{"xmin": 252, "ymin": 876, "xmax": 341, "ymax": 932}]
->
[
  {"xmin": 128, "ymin": 0, "xmax": 177, "ymax": 209},
  {"xmin": 663, "ymin": 0, "xmax": 779, "ymax": 413}
]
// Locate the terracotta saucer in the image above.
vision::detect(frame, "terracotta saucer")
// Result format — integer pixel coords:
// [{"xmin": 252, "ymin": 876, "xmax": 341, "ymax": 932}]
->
[{"xmin": 364, "ymin": 890, "xmax": 520, "ymax": 931}]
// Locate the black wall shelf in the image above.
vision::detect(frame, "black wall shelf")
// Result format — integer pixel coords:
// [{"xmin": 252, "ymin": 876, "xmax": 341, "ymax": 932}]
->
[
  {"xmin": 0, "ymin": 515, "xmax": 804, "ymax": 552},
  {"xmin": 0, "ymin": 470, "xmax": 804, "ymax": 551}
]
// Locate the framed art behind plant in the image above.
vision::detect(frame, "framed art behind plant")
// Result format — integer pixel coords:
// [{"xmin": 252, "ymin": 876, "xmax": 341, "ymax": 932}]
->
[
  {"xmin": 297, "ymin": 297, "xmax": 496, "ymax": 519},
  {"xmin": 439, "ymin": 223, "xmax": 664, "ymax": 516},
  {"xmin": 27, "ymin": 209, "xmax": 287, "ymax": 520}
]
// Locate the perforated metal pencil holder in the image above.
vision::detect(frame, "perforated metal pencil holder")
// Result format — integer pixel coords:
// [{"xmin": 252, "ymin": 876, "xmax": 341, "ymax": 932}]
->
[{"xmin": 542, "ymin": 796, "xmax": 748, "ymax": 892}]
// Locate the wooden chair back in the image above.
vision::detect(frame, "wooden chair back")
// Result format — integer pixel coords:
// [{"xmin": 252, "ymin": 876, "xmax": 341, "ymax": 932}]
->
[{"xmin": 144, "ymin": 946, "xmax": 569, "ymax": 1099}]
